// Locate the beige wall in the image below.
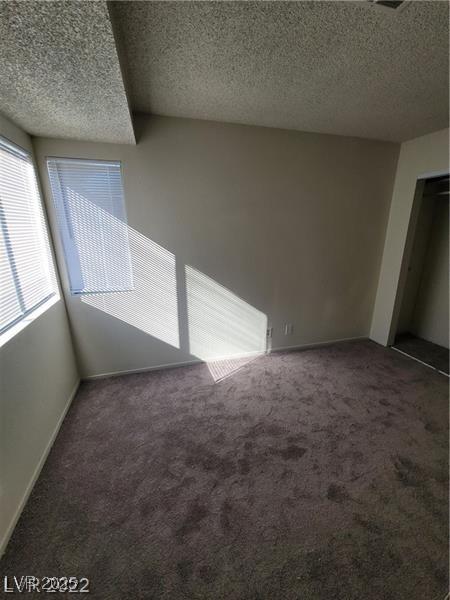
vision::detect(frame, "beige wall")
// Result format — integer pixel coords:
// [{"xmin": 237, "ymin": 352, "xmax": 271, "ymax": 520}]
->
[
  {"xmin": 411, "ymin": 197, "xmax": 449, "ymax": 348},
  {"xmin": 370, "ymin": 128, "xmax": 449, "ymax": 346},
  {"xmin": 34, "ymin": 115, "xmax": 399, "ymax": 377},
  {"xmin": 0, "ymin": 114, "xmax": 79, "ymax": 555}
]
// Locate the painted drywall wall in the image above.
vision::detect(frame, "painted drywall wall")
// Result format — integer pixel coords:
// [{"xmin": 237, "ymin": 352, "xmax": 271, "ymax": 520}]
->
[
  {"xmin": 34, "ymin": 115, "xmax": 399, "ymax": 378},
  {"xmin": 0, "ymin": 113, "xmax": 79, "ymax": 555},
  {"xmin": 370, "ymin": 128, "xmax": 449, "ymax": 346},
  {"xmin": 411, "ymin": 197, "xmax": 449, "ymax": 348}
]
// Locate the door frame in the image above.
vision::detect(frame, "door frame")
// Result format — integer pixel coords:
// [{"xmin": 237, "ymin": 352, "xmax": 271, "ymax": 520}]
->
[{"xmin": 386, "ymin": 169, "xmax": 449, "ymax": 346}]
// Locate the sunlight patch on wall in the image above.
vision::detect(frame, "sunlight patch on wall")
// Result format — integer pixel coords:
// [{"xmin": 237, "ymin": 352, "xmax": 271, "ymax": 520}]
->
[
  {"xmin": 79, "ymin": 203, "xmax": 179, "ymax": 349},
  {"xmin": 64, "ymin": 190, "xmax": 268, "ymax": 366},
  {"xmin": 185, "ymin": 265, "xmax": 267, "ymax": 370}
]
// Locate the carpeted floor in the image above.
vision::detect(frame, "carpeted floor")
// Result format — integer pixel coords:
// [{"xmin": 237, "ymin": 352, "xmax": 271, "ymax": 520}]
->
[
  {"xmin": 393, "ymin": 332, "xmax": 449, "ymax": 375},
  {"xmin": 1, "ymin": 340, "xmax": 448, "ymax": 599}
]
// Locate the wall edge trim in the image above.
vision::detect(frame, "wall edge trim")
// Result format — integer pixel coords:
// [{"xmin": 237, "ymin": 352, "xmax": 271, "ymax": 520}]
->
[
  {"xmin": 0, "ymin": 378, "xmax": 80, "ymax": 557},
  {"xmin": 270, "ymin": 336, "xmax": 368, "ymax": 354}
]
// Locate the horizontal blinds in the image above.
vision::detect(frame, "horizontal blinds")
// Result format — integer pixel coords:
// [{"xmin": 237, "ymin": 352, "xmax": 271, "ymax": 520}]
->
[
  {"xmin": 0, "ymin": 137, "xmax": 56, "ymax": 334},
  {"xmin": 46, "ymin": 158, "xmax": 133, "ymax": 294}
]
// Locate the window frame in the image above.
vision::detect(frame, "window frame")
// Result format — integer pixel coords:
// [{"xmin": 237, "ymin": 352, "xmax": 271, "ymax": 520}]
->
[{"xmin": 0, "ymin": 135, "xmax": 57, "ymax": 339}]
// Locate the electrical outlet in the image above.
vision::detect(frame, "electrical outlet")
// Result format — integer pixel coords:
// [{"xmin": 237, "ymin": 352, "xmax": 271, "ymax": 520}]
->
[
  {"xmin": 284, "ymin": 323, "xmax": 294, "ymax": 335},
  {"xmin": 266, "ymin": 327, "xmax": 273, "ymax": 339}
]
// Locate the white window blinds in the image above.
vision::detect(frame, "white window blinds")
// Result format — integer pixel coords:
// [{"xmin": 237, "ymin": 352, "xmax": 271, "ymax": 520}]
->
[
  {"xmin": 46, "ymin": 158, "xmax": 133, "ymax": 295},
  {"xmin": 0, "ymin": 137, "xmax": 56, "ymax": 335}
]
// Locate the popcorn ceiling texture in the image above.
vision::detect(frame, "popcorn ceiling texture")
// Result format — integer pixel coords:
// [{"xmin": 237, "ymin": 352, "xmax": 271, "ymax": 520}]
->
[
  {"xmin": 0, "ymin": 1, "xmax": 447, "ymax": 145},
  {"xmin": 0, "ymin": 1, "xmax": 135, "ymax": 144},
  {"xmin": 112, "ymin": 0, "xmax": 449, "ymax": 143}
]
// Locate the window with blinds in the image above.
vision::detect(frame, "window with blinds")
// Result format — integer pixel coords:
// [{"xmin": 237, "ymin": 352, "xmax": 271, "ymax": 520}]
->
[
  {"xmin": 47, "ymin": 158, "xmax": 133, "ymax": 295},
  {"xmin": 0, "ymin": 137, "xmax": 56, "ymax": 336}
]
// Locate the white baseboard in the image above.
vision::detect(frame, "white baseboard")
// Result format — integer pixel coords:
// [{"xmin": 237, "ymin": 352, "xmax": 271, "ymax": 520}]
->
[
  {"xmin": 0, "ymin": 378, "xmax": 80, "ymax": 557},
  {"xmin": 270, "ymin": 335, "xmax": 367, "ymax": 354},
  {"xmin": 83, "ymin": 358, "xmax": 203, "ymax": 380},
  {"xmin": 83, "ymin": 336, "xmax": 368, "ymax": 380}
]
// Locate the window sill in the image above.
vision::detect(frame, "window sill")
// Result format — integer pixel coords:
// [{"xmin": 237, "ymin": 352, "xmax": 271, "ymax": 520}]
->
[{"xmin": 0, "ymin": 294, "xmax": 60, "ymax": 349}]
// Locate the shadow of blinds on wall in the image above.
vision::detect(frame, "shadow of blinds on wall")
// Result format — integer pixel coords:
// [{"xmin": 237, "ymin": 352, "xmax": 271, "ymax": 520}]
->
[
  {"xmin": 47, "ymin": 158, "xmax": 133, "ymax": 295},
  {"xmin": 0, "ymin": 137, "xmax": 56, "ymax": 335}
]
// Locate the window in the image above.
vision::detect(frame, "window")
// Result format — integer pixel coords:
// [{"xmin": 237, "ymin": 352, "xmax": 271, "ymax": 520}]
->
[
  {"xmin": 0, "ymin": 137, "xmax": 56, "ymax": 336},
  {"xmin": 47, "ymin": 158, "xmax": 133, "ymax": 295}
]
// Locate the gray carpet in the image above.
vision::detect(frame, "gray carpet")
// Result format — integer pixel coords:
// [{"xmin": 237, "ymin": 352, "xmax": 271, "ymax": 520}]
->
[
  {"xmin": 393, "ymin": 333, "xmax": 449, "ymax": 375},
  {"xmin": 1, "ymin": 340, "xmax": 448, "ymax": 599}
]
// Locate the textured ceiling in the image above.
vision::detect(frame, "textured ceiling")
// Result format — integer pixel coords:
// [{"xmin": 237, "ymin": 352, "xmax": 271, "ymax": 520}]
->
[
  {"xmin": 112, "ymin": 0, "xmax": 449, "ymax": 142},
  {"xmin": 1, "ymin": 1, "xmax": 447, "ymax": 144},
  {"xmin": 0, "ymin": 1, "xmax": 135, "ymax": 144}
]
